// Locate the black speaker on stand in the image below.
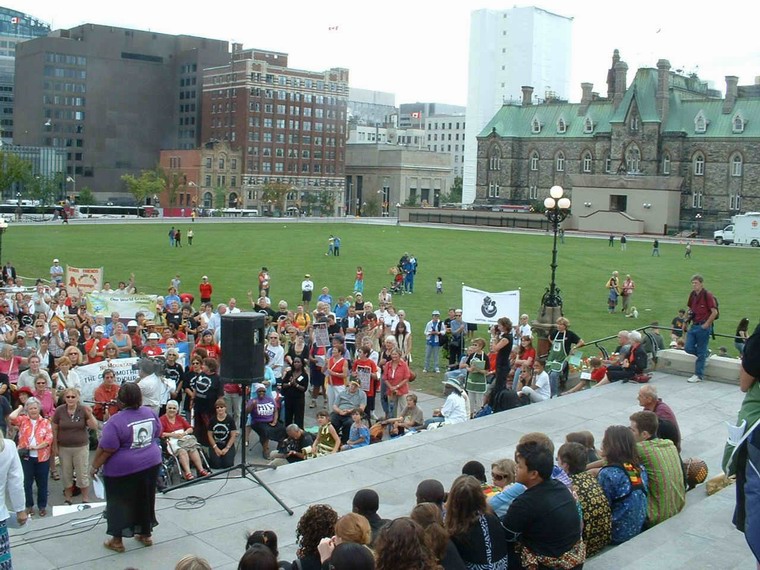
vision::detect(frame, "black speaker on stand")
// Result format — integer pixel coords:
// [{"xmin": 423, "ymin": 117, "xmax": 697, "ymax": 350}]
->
[{"xmin": 164, "ymin": 313, "xmax": 292, "ymax": 516}]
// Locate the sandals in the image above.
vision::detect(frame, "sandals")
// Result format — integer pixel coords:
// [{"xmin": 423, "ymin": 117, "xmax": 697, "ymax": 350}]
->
[
  {"xmin": 103, "ymin": 539, "xmax": 126, "ymax": 553},
  {"xmin": 198, "ymin": 469, "xmax": 210, "ymax": 477},
  {"xmin": 38, "ymin": 509, "xmax": 47, "ymax": 517},
  {"xmin": 50, "ymin": 471, "xmax": 60, "ymax": 481},
  {"xmin": 183, "ymin": 472, "xmax": 194, "ymax": 481},
  {"xmin": 135, "ymin": 535, "xmax": 153, "ymax": 547}
]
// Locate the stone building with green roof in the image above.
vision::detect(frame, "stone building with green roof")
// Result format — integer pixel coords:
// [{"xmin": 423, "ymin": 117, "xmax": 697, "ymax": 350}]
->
[{"xmin": 476, "ymin": 50, "xmax": 759, "ymax": 234}]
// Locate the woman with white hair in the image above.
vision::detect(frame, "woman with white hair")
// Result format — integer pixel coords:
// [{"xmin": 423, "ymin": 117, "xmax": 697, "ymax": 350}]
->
[
  {"xmin": 599, "ymin": 330, "xmax": 648, "ymax": 385},
  {"xmin": 9, "ymin": 397, "xmax": 53, "ymax": 516},
  {"xmin": 159, "ymin": 400, "xmax": 210, "ymax": 480}
]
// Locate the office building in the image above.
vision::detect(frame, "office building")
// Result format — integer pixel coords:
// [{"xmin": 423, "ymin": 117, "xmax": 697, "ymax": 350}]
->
[
  {"xmin": 14, "ymin": 24, "xmax": 229, "ymax": 199},
  {"xmin": 348, "ymin": 87, "xmax": 396, "ymax": 127},
  {"xmin": 425, "ymin": 114, "xmax": 466, "ymax": 178},
  {"xmin": 463, "ymin": 6, "xmax": 572, "ymax": 203}
]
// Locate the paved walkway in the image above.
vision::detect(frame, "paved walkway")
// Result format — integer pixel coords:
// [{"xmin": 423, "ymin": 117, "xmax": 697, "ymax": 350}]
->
[{"xmin": 11, "ymin": 372, "xmax": 755, "ymax": 569}]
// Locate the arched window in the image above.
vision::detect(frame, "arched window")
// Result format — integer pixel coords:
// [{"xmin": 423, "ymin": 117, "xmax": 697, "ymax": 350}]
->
[
  {"xmin": 694, "ymin": 111, "xmax": 707, "ymax": 134},
  {"xmin": 584, "ymin": 116, "xmax": 594, "ymax": 134},
  {"xmin": 531, "ymin": 116, "xmax": 541, "ymax": 134},
  {"xmin": 489, "ymin": 147, "xmax": 502, "ymax": 171},
  {"xmin": 582, "ymin": 151, "xmax": 593, "ymax": 173},
  {"xmin": 693, "ymin": 152, "xmax": 705, "ymax": 176},
  {"xmin": 228, "ymin": 192, "xmax": 238, "ymax": 208},
  {"xmin": 732, "ymin": 113, "xmax": 745, "ymax": 133},
  {"xmin": 203, "ymin": 192, "xmax": 213, "ymax": 208},
  {"xmin": 555, "ymin": 151, "xmax": 565, "ymax": 172},
  {"xmin": 662, "ymin": 152, "xmax": 671, "ymax": 175},
  {"xmin": 530, "ymin": 151, "xmax": 539, "ymax": 171},
  {"xmin": 557, "ymin": 117, "xmax": 567, "ymax": 134},
  {"xmin": 731, "ymin": 153, "xmax": 743, "ymax": 177},
  {"xmin": 625, "ymin": 145, "xmax": 641, "ymax": 173}
]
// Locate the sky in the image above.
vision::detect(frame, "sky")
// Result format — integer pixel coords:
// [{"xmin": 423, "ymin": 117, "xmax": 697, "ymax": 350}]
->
[{"xmin": 12, "ymin": 0, "xmax": 760, "ymax": 106}]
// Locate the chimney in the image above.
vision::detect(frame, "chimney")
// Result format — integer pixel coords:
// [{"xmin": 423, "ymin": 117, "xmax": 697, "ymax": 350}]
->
[
  {"xmin": 723, "ymin": 75, "xmax": 739, "ymax": 114},
  {"xmin": 521, "ymin": 86, "xmax": 534, "ymax": 106},
  {"xmin": 578, "ymin": 82, "xmax": 593, "ymax": 115},
  {"xmin": 613, "ymin": 61, "xmax": 628, "ymax": 108},
  {"xmin": 656, "ymin": 59, "xmax": 671, "ymax": 123}
]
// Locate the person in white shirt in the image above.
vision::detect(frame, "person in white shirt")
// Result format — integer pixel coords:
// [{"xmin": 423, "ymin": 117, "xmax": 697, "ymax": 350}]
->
[
  {"xmin": 49, "ymin": 259, "xmax": 64, "ymax": 285},
  {"xmin": 0, "ymin": 431, "xmax": 28, "ymax": 563},
  {"xmin": 301, "ymin": 275, "xmax": 314, "ymax": 312},
  {"xmin": 424, "ymin": 379, "xmax": 468, "ymax": 428},
  {"xmin": 136, "ymin": 359, "xmax": 163, "ymax": 413},
  {"xmin": 519, "ymin": 359, "xmax": 551, "ymax": 403},
  {"xmin": 207, "ymin": 304, "xmax": 227, "ymax": 332},
  {"xmin": 394, "ymin": 310, "xmax": 412, "ymax": 334},
  {"xmin": 513, "ymin": 313, "xmax": 532, "ymax": 345},
  {"xmin": 228, "ymin": 298, "xmax": 241, "ymax": 314},
  {"xmin": 265, "ymin": 333, "xmax": 285, "ymax": 383}
]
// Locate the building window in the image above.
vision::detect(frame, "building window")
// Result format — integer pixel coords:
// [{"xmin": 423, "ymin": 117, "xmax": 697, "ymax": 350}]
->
[
  {"xmin": 732, "ymin": 113, "xmax": 745, "ymax": 133},
  {"xmin": 557, "ymin": 117, "xmax": 567, "ymax": 134},
  {"xmin": 488, "ymin": 182, "xmax": 500, "ymax": 198},
  {"xmin": 583, "ymin": 116, "xmax": 594, "ymax": 133},
  {"xmin": 662, "ymin": 153, "xmax": 671, "ymax": 175},
  {"xmin": 582, "ymin": 152, "xmax": 592, "ymax": 173},
  {"xmin": 692, "ymin": 192, "xmax": 703, "ymax": 208},
  {"xmin": 629, "ymin": 115, "xmax": 639, "ymax": 132},
  {"xmin": 610, "ymin": 195, "xmax": 628, "ymax": 212},
  {"xmin": 528, "ymin": 185, "xmax": 538, "ymax": 200},
  {"xmin": 693, "ymin": 153, "xmax": 705, "ymax": 176},
  {"xmin": 731, "ymin": 153, "xmax": 743, "ymax": 177},
  {"xmin": 605, "ymin": 155, "xmax": 612, "ymax": 174},
  {"xmin": 555, "ymin": 152, "xmax": 565, "ymax": 172},
  {"xmin": 694, "ymin": 111, "xmax": 707, "ymax": 133},
  {"xmin": 730, "ymin": 194, "xmax": 742, "ymax": 211},
  {"xmin": 489, "ymin": 154, "xmax": 501, "ymax": 171},
  {"xmin": 625, "ymin": 145, "xmax": 641, "ymax": 173},
  {"xmin": 529, "ymin": 152, "xmax": 539, "ymax": 171},
  {"xmin": 205, "ymin": 157, "xmax": 212, "ymax": 169},
  {"xmin": 531, "ymin": 117, "xmax": 541, "ymax": 134}
]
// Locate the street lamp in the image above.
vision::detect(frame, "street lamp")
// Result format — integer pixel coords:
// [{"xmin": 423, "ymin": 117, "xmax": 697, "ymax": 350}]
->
[
  {"xmin": 541, "ymin": 185, "xmax": 572, "ymax": 310},
  {"xmin": 66, "ymin": 175, "xmax": 76, "ymax": 201},
  {"xmin": 15, "ymin": 192, "xmax": 21, "ymax": 221},
  {"xmin": 0, "ymin": 219, "xmax": 7, "ymax": 267}
]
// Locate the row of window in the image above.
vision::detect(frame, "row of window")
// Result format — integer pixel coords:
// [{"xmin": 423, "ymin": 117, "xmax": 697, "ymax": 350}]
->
[
  {"xmin": 247, "ymin": 133, "xmax": 340, "ymax": 146},
  {"xmin": 43, "ymin": 81, "xmax": 86, "ymax": 93},
  {"xmin": 179, "ymin": 77, "xmax": 197, "ymax": 87},
  {"xmin": 497, "ymin": 149, "xmax": 747, "ymax": 177},
  {"xmin": 42, "ymin": 95, "xmax": 85, "ymax": 106},
  {"xmin": 428, "ymin": 144, "xmax": 464, "ymax": 153},
  {"xmin": 248, "ymin": 148, "xmax": 337, "ymax": 160},
  {"xmin": 43, "ymin": 67, "xmax": 86, "ymax": 79},
  {"xmin": 45, "ymin": 53, "xmax": 87, "ymax": 66},
  {"xmin": 428, "ymin": 133, "xmax": 462, "ymax": 141},
  {"xmin": 246, "ymin": 103, "xmax": 337, "ymax": 118},
  {"xmin": 249, "ymin": 162, "xmax": 337, "ymax": 174},
  {"xmin": 427, "ymin": 121, "xmax": 464, "ymax": 130},
  {"xmin": 246, "ymin": 73, "xmax": 344, "ymax": 93}
]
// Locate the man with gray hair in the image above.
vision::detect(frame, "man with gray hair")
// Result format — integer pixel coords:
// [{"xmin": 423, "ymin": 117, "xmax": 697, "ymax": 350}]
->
[
  {"xmin": 638, "ymin": 384, "xmax": 681, "ymax": 451},
  {"xmin": 136, "ymin": 358, "xmax": 163, "ymax": 414},
  {"xmin": 267, "ymin": 424, "xmax": 313, "ymax": 467},
  {"xmin": 599, "ymin": 330, "xmax": 647, "ymax": 384}
]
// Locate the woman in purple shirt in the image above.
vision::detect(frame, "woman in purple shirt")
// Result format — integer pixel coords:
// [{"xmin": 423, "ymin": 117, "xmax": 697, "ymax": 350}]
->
[{"xmin": 91, "ymin": 382, "xmax": 162, "ymax": 553}]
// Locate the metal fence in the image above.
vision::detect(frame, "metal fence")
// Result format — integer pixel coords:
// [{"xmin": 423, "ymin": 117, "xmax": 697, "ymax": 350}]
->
[{"xmin": 409, "ymin": 211, "xmax": 551, "ymax": 231}]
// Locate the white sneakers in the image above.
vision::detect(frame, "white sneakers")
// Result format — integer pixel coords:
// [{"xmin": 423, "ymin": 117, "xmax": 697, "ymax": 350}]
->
[{"xmin": 687, "ymin": 375, "xmax": 703, "ymax": 383}]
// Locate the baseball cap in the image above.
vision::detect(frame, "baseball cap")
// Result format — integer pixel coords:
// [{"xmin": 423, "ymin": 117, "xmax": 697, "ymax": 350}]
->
[
  {"xmin": 16, "ymin": 331, "xmax": 26, "ymax": 338},
  {"xmin": 53, "ymin": 258, "xmax": 59, "ymax": 263},
  {"xmin": 304, "ymin": 274, "xmax": 311, "ymax": 278},
  {"xmin": 432, "ymin": 310, "xmax": 441, "ymax": 315},
  {"xmin": 94, "ymin": 325, "xmax": 105, "ymax": 334},
  {"xmin": 202, "ymin": 275, "xmax": 208, "ymax": 280},
  {"xmin": 147, "ymin": 332, "xmax": 160, "ymax": 340}
]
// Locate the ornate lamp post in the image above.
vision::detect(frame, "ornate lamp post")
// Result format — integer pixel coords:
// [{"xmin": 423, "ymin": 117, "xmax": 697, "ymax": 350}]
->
[{"xmin": 541, "ymin": 185, "xmax": 572, "ymax": 310}]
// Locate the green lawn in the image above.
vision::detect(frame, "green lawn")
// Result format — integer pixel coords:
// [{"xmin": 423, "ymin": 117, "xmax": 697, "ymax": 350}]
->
[{"xmin": 7, "ymin": 221, "xmax": 754, "ymax": 393}]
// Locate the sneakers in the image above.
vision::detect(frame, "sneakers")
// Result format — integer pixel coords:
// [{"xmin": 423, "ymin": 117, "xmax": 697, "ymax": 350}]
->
[
  {"xmin": 435, "ymin": 368, "xmax": 440, "ymax": 373},
  {"xmin": 423, "ymin": 369, "xmax": 428, "ymax": 373},
  {"xmin": 687, "ymin": 375, "xmax": 703, "ymax": 383}
]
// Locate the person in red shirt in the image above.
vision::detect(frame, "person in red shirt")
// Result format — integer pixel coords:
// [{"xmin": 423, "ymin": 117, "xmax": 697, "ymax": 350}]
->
[
  {"xmin": 199, "ymin": 275, "xmax": 213, "ymax": 304},
  {"xmin": 85, "ymin": 325, "xmax": 110, "ymax": 363},
  {"xmin": 141, "ymin": 332, "xmax": 164, "ymax": 357},
  {"xmin": 684, "ymin": 274, "xmax": 718, "ymax": 383},
  {"xmin": 194, "ymin": 329, "xmax": 220, "ymax": 361},
  {"xmin": 322, "ymin": 335, "xmax": 349, "ymax": 411},
  {"xmin": 352, "ymin": 345, "xmax": 380, "ymax": 420}
]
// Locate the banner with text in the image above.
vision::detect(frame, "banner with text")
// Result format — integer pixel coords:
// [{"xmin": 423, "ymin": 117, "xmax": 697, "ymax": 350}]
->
[
  {"xmin": 65, "ymin": 266, "xmax": 103, "ymax": 296},
  {"xmin": 461, "ymin": 286, "xmax": 520, "ymax": 326},
  {"xmin": 85, "ymin": 292, "xmax": 158, "ymax": 320}
]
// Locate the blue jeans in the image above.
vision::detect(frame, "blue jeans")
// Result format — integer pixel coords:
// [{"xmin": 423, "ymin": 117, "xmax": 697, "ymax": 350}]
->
[
  {"xmin": 685, "ymin": 324, "xmax": 711, "ymax": 378},
  {"xmin": 425, "ymin": 344, "xmax": 440, "ymax": 371},
  {"xmin": 21, "ymin": 456, "xmax": 49, "ymax": 510}
]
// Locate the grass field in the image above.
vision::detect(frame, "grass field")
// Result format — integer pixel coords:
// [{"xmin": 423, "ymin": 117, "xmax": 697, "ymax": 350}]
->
[{"xmin": 7, "ymin": 221, "xmax": 755, "ymax": 392}]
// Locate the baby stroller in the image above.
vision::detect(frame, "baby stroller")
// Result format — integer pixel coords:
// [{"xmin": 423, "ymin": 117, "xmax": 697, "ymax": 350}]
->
[{"xmin": 390, "ymin": 267, "xmax": 405, "ymax": 295}]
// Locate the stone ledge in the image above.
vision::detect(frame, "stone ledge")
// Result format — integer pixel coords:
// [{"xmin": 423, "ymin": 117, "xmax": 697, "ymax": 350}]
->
[{"xmin": 656, "ymin": 349, "xmax": 740, "ymax": 385}]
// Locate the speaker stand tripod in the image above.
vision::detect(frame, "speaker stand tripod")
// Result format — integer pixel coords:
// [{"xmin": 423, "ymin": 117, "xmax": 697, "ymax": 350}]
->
[{"xmin": 162, "ymin": 385, "xmax": 293, "ymax": 516}]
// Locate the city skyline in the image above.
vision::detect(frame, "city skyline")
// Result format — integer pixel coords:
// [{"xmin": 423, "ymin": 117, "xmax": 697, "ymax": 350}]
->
[{"xmin": 11, "ymin": 0, "xmax": 760, "ymax": 107}]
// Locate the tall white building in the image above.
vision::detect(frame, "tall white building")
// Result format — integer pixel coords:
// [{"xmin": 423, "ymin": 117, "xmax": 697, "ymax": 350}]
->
[
  {"xmin": 462, "ymin": 6, "xmax": 573, "ymax": 203},
  {"xmin": 425, "ymin": 115, "xmax": 466, "ymax": 178}
]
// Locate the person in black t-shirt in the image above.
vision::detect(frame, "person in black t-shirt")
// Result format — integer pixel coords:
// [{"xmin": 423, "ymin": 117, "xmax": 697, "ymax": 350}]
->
[
  {"xmin": 207, "ymin": 398, "xmax": 238, "ymax": 469},
  {"xmin": 503, "ymin": 440, "xmax": 584, "ymax": 569},
  {"xmin": 191, "ymin": 358, "xmax": 222, "ymax": 447}
]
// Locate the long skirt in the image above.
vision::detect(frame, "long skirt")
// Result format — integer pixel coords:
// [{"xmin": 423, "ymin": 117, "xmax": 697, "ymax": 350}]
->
[
  {"xmin": 0, "ymin": 520, "xmax": 11, "ymax": 570},
  {"xmin": 104, "ymin": 464, "xmax": 160, "ymax": 538}
]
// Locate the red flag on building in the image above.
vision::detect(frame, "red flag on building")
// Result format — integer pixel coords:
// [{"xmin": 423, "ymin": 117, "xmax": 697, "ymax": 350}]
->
[
  {"xmin": 10, "ymin": 17, "xmax": 19, "ymax": 25},
  {"xmin": 411, "ymin": 112, "xmax": 421, "ymax": 119}
]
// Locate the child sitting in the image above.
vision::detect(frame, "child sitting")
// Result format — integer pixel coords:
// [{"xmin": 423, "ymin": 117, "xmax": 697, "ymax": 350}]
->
[
  {"xmin": 563, "ymin": 356, "xmax": 607, "ymax": 395},
  {"xmin": 341, "ymin": 409, "xmax": 370, "ymax": 451}
]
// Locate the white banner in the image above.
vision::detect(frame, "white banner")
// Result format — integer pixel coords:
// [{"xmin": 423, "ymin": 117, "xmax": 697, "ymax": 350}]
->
[
  {"xmin": 461, "ymin": 286, "xmax": 520, "ymax": 326},
  {"xmin": 85, "ymin": 292, "xmax": 158, "ymax": 320},
  {"xmin": 65, "ymin": 266, "xmax": 103, "ymax": 296},
  {"xmin": 77, "ymin": 358, "xmax": 141, "ymax": 404}
]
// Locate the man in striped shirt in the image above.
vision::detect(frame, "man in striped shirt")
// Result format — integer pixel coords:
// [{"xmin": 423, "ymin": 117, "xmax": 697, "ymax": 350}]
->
[{"xmin": 629, "ymin": 411, "xmax": 686, "ymax": 526}]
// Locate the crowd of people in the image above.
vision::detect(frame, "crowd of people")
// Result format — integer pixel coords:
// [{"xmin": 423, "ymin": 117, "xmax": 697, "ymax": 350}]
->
[{"xmin": 0, "ymin": 255, "xmax": 756, "ymax": 568}]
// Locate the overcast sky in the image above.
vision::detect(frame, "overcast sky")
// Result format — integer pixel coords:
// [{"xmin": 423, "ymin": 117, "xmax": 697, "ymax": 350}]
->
[{"xmin": 14, "ymin": 0, "xmax": 760, "ymax": 106}]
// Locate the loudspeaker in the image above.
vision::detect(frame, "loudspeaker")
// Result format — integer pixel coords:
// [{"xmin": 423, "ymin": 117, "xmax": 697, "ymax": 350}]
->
[{"xmin": 220, "ymin": 313, "xmax": 266, "ymax": 383}]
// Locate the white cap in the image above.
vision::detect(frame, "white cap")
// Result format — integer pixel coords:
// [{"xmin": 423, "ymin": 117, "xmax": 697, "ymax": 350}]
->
[
  {"xmin": 53, "ymin": 258, "xmax": 59, "ymax": 263},
  {"xmin": 127, "ymin": 320, "xmax": 138, "ymax": 327},
  {"xmin": 94, "ymin": 325, "xmax": 105, "ymax": 333},
  {"xmin": 147, "ymin": 332, "xmax": 160, "ymax": 340}
]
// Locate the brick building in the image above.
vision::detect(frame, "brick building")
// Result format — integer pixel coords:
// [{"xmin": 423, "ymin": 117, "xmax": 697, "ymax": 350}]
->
[
  {"xmin": 476, "ymin": 50, "xmax": 760, "ymax": 233},
  {"xmin": 201, "ymin": 46, "xmax": 348, "ymax": 215}
]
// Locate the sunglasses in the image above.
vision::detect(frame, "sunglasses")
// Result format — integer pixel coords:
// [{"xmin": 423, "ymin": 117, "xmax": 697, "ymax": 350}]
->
[
  {"xmin": 64, "ymin": 395, "xmax": 77, "ymax": 399},
  {"xmin": 491, "ymin": 472, "xmax": 506, "ymax": 481}
]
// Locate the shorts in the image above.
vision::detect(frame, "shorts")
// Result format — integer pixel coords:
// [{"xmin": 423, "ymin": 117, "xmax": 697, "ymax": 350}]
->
[{"xmin": 302, "ymin": 290, "xmax": 313, "ymax": 302}]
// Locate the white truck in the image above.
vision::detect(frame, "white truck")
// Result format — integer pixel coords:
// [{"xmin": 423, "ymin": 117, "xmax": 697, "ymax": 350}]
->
[{"xmin": 714, "ymin": 212, "xmax": 760, "ymax": 246}]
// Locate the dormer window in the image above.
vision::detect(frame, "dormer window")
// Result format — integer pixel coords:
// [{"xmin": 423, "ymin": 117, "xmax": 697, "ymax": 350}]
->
[
  {"xmin": 694, "ymin": 110, "xmax": 708, "ymax": 133},
  {"xmin": 583, "ymin": 116, "xmax": 594, "ymax": 133},
  {"xmin": 531, "ymin": 116, "xmax": 542, "ymax": 134},
  {"xmin": 732, "ymin": 112, "xmax": 745, "ymax": 133},
  {"xmin": 557, "ymin": 117, "xmax": 567, "ymax": 134}
]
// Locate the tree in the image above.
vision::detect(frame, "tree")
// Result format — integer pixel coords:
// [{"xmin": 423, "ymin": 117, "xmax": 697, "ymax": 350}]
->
[
  {"xmin": 121, "ymin": 168, "xmax": 164, "ymax": 205},
  {"xmin": 441, "ymin": 176, "xmax": 463, "ymax": 204},
  {"xmin": 301, "ymin": 191, "xmax": 319, "ymax": 216},
  {"xmin": 363, "ymin": 196, "xmax": 380, "ymax": 217},
  {"xmin": 261, "ymin": 182, "xmax": 290, "ymax": 214},
  {"xmin": 0, "ymin": 152, "xmax": 32, "ymax": 196},
  {"xmin": 318, "ymin": 190, "xmax": 336, "ymax": 217},
  {"xmin": 404, "ymin": 193, "xmax": 419, "ymax": 207},
  {"xmin": 77, "ymin": 187, "xmax": 96, "ymax": 205},
  {"xmin": 27, "ymin": 175, "xmax": 59, "ymax": 208},
  {"xmin": 162, "ymin": 169, "xmax": 184, "ymax": 207},
  {"xmin": 214, "ymin": 186, "xmax": 226, "ymax": 212}
]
